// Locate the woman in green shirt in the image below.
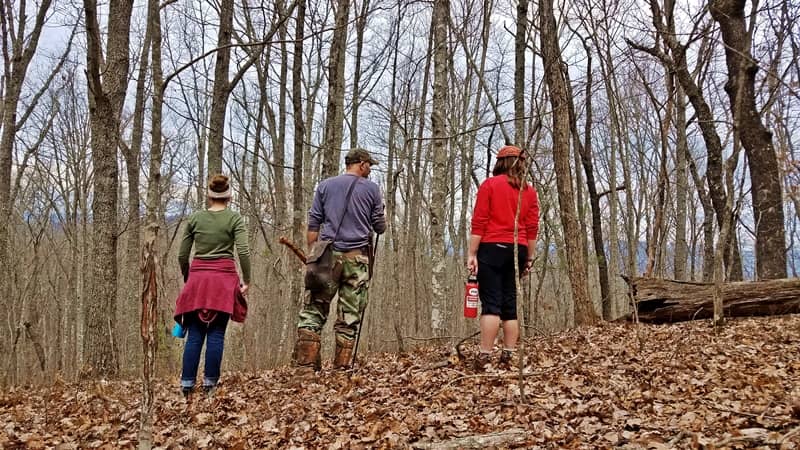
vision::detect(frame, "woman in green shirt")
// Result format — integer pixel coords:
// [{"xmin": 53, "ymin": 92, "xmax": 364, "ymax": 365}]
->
[{"xmin": 174, "ymin": 174, "xmax": 251, "ymax": 399}]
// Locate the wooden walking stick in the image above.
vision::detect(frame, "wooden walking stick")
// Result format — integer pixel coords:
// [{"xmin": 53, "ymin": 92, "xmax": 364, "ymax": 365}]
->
[
  {"xmin": 279, "ymin": 236, "xmax": 307, "ymax": 263},
  {"xmin": 351, "ymin": 234, "xmax": 378, "ymax": 369}
]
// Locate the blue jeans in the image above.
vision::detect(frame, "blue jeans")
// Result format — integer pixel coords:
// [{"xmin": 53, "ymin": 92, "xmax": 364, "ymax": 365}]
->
[{"xmin": 180, "ymin": 312, "xmax": 229, "ymax": 389}]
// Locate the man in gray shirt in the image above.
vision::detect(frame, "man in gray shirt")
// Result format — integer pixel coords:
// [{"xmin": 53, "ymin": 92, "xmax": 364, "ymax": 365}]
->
[{"xmin": 293, "ymin": 148, "xmax": 386, "ymax": 374}]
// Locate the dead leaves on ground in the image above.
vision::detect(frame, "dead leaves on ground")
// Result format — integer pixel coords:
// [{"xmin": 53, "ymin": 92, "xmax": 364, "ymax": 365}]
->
[{"xmin": 2, "ymin": 315, "xmax": 800, "ymax": 449}]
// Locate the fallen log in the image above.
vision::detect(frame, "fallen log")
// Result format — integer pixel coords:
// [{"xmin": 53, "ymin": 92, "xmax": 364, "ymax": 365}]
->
[
  {"xmin": 411, "ymin": 429, "xmax": 530, "ymax": 449},
  {"xmin": 624, "ymin": 277, "xmax": 800, "ymax": 323}
]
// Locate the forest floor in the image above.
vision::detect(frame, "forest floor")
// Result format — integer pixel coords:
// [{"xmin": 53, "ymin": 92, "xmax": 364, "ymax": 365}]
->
[{"xmin": 2, "ymin": 315, "xmax": 800, "ymax": 449}]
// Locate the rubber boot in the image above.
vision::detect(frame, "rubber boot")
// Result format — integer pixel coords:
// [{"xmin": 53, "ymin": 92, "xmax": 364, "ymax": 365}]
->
[
  {"xmin": 332, "ymin": 336, "xmax": 355, "ymax": 370},
  {"xmin": 293, "ymin": 329, "xmax": 321, "ymax": 378}
]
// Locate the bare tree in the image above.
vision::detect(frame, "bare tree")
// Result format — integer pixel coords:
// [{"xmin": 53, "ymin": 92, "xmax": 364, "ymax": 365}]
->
[
  {"xmin": 395, "ymin": 12, "xmax": 438, "ymax": 334},
  {"xmin": 6, "ymin": 0, "xmax": 800, "ymax": 382},
  {"xmin": 349, "ymin": 0, "xmax": 370, "ymax": 148},
  {"xmin": 674, "ymin": 85, "xmax": 689, "ymax": 280},
  {"xmin": 206, "ymin": 0, "xmax": 294, "ymax": 178},
  {"xmin": 629, "ymin": 0, "xmax": 744, "ymax": 280},
  {"xmin": 0, "ymin": 0, "xmax": 65, "ymax": 377},
  {"xmin": 122, "ymin": 19, "xmax": 152, "ymax": 335},
  {"xmin": 565, "ymin": 43, "xmax": 611, "ymax": 319},
  {"xmin": 83, "ymin": 0, "xmax": 135, "ymax": 377},
  {"xmin": 42, "ymin": 66, "xmax": 93, "ymax": 377},
  {"xmin": 430, "ymin": 0, "xmax": 450, "ymax": 334},
  {"xmin": 139, "ymin": 0, "xmax": 165, "ymax": 435},
  {"xmin": 514, "ymin": 0, "xmax": 529, "ymax": 146},
  {"xmin": 540, "ymin": 0, "xmax": 597, "ymax": 325},
  {"xmin": 710, "ymin": 0, "xmax": 787, "ymax": 280},
  {"xmin": 686, "ymin": 146, "xmax": 716, "ymax": 281},
  {"xmin": 206, "ymin": 0, "xmax": 236, "ymax": 178},
  {"xmin": 321, "ymin": 0, "xmax": 352, "ymax": 178}
]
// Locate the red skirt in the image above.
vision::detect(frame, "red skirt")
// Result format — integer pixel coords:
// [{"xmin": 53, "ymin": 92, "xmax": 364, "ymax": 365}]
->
[{"xmin": 174, "ymin": 258, "xmax": 247, "ymax": 323}]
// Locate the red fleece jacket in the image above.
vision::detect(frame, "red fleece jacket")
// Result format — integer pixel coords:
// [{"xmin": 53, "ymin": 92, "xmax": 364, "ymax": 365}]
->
[{"xmin": 470, "ymin": 175, "xmax": 540, "ymax": 245}]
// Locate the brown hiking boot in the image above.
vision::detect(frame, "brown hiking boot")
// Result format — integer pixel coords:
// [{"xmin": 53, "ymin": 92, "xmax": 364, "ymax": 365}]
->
[
  {"xmin": 293, "ymin": 328, "xmax": 321, "ymax": 371},
  {"xmin": 473, "ymin": 352, "xmax": 492, "ymax": 371},
  {"xmin": 332, "ymin": 336, "xmax": 355, "ymax": 369},
  {"xmin": 499, "ymin": 349, "xmax": 514, "ymax": 367}
]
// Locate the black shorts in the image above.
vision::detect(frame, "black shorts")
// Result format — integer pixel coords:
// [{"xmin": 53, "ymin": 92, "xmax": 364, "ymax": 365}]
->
[{"xmin": 476, "ymin": 242, "xmax": 528, "ymax": 321}]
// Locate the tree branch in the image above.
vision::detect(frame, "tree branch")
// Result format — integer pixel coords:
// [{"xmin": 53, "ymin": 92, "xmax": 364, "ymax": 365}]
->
[{"xmin": 598, "ymin": 185, "xmax": 626, "ymax": 198}]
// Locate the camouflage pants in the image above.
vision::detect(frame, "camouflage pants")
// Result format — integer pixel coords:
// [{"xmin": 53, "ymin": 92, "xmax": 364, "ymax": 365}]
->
[{"xmin": 297, "ymin": 250, "xmax": 370, "ymax": 340}]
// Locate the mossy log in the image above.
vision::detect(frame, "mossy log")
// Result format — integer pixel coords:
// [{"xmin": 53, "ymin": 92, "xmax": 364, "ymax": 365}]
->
[{"xmin": 624, "ymin": 277, "xmax": 800, "ymax": 323}]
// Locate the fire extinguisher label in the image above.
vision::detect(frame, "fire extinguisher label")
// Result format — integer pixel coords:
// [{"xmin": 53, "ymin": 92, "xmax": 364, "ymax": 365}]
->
[{"xmin": 466, "ymin": 297, "xmax": 479, "ymax": 308}]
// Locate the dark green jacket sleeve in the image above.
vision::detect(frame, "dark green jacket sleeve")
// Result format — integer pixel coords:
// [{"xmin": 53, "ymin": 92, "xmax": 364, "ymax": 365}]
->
[
  {"xmin": 178, "ymin": 215, "xmax": 195, "ymax": 282},
  {"xmin": 232, "ymin": 213, "xmax": 251, "ymax": 284}
]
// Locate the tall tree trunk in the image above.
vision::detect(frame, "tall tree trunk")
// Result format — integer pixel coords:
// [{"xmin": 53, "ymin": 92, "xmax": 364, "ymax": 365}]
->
[
  {"xmin": 350, "ymin": 0, "xmax": 370, "ymax": 148},
  {"xmin": 196, "ymin": 127, "xmax": 207, "ymax": 207},
  {"xmin": 710, "ymin": 0, "xmax": 787, "ymax": 280},
  {"xmin": 514, "ymin": 0, "xmax": 528, "ymax": 146},
  {"xmin": 568, "ymin": 47, "xmax": 610, "ymax": 319},
  {"xmin": 405, "ymin": 17, "xmax": 435, "ymax": 334},
  {"xmin": 430, "ymin": 0, "xmax": 450, "ymax": 334},
  {"xmin": 125, "ymin": 37, "xmax": 149, "ymax": 288},
  {"xmin": 674, "ymin": 84, "xmax": 689, "ymax": 280},
  {"xmin": 207, "ymin": 0, "xmax": 234, "ymax": 178},
  {"xmin": 277, "ymin": 0, "xmax": 290, "ymax": 230},
  {"xmin": 593, "ymin": 36, "xmax": 620, "ymax": 316},
  {"xmin": 321, "ymin": 0, "xmax": 352, "ymax": 179},
  {"xmin": 147, "ymin": 0, "xmax": 165, "ymax": 225},
  {"xmin": 83, "ymin": 0, "xmax": 134, "ymax": 377},
  {"xmin": 249, "ymin": 70, "xmax": 266, "ymax": 246},
  {"xmin": 289, "ymin": 0, "xmax": 306, "ymax": 358},
  {"xmin": 137, "ymin": 224, "xmax": 158, "ymax": 449},
  {"xmin": 140, "ymin": 0, "xmax": 164, "ymax": 437},
  {"xmin": 564, "ymin": 65, "xmax": 588, "ymax": 277},
  {"xmin": 645, "ymin": 73, "xmax": 673, "ymax": 277},
  {"xmin": 385, "ymin": 1, "xmax": 402, "ymax": 254},
  {"xmin": 617, "ymin": 100, "xmax": 637, "ymax": 279},
  {"xmin": 384, "ymin": 0, "xmax": 403, "ymax": 345},
  {"xmin": 120, "ymin": 5, "xmax": 151, "ymax": 371},
  {"xmin": 539, "ymin": 0, "xmax": 597, "ymax": 325}
]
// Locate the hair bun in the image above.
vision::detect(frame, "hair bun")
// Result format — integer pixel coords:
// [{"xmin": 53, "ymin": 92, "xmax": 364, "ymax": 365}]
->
[{"xmin": 208, "ymin": 174, "xmax": 230, "ymax": 193}]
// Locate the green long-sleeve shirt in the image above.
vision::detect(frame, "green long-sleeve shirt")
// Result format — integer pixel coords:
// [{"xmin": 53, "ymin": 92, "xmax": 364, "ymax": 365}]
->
[{"xmin": 178, "ymin": 208, "xmax": 251, "ymax": 283}]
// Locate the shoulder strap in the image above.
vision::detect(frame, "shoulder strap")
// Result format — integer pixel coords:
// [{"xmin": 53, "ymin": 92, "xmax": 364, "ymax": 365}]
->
[{"xmin": 332, "ymin": 176, "xmax": 360, "ymax": 241}]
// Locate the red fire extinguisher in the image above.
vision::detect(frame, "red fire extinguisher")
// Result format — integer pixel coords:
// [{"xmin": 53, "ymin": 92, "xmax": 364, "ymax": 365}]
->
[{"xmin": 464, "ymin": 275, "xmax": 479, "ymax": 318}]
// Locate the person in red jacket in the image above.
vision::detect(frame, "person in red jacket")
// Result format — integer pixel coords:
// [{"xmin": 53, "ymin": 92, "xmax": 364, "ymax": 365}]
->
[{"xmin": 467, "ymin": 145, "xmax": 539, "ymax": 370}]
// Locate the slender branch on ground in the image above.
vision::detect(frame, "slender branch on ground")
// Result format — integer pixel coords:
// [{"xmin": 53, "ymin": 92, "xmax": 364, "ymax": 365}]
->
[{"xmin": 425, "ymin": 355, "xmax": 580, "ymax": 400}]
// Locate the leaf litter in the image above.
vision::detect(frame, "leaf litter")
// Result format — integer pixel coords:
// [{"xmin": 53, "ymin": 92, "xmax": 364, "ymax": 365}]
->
[{"xmin": 2, "ymin": 315, "xmax": 800, "ymax": 449}]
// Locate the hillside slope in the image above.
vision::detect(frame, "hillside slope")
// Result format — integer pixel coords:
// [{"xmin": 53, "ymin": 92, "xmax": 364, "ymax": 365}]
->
[{"xmin": 3, "ymin": 316, "xmax": 800, "ymax": 449}]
